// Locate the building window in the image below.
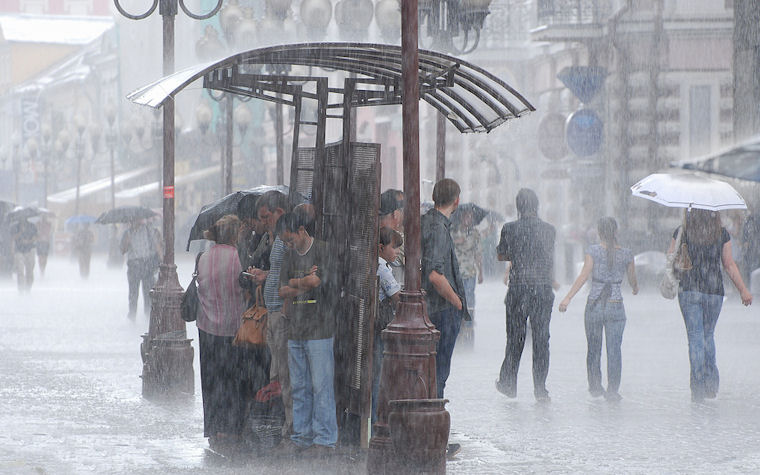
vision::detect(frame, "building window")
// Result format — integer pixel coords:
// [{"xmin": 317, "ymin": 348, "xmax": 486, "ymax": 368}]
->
[{"xmin": 689, "ymin": 85, "xmax": 711, "ymax": 157}]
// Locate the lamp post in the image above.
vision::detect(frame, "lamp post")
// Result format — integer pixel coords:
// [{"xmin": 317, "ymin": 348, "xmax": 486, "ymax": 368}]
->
[
  {"xmin": 25, "ymin": 138, "xmax": 38, "ymax": 203},
  {"xmin": 74, "ymin": 114, "xmax": 86, "ymax": 216},
  {"xmin": 11, "ymin": 133, "xmax": 20, "ymax": 203},
  {"xmin": 105, "ymin": 105, "xmax": 123, "ymax": 268},
  {"xmin": 114, "ymin": 0, "xmax": 223, "ymax": 398},
  {"xmin": 40, "ymin": 124, "xmax": 53, "ymax": 207}
]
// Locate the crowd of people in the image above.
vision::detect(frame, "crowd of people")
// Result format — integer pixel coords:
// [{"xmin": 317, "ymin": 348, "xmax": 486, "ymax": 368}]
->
[{"xmin": 187, "ymin": 180, "xmax": 758, "ymax": 460}]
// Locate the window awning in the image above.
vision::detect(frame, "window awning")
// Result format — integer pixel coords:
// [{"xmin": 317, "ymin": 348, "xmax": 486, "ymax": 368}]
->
[
  {"xmin": 47, "ymin": 165, "xmax": 155, "ymax": 205},
  {"xmin": 127, "ymin": 42, "xmax": 535, "ymax": 133}
]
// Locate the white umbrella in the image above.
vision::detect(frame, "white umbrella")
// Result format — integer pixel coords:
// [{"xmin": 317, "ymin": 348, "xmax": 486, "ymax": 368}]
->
[{"xmin": 630, "ymin": 172, "xmax": 747, "ymax": 211}]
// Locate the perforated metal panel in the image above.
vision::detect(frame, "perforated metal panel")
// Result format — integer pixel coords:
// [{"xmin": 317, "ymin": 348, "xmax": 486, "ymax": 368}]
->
[{"xmin": 345, "ymin": 142, "xmax": 380, "ymax": 414}]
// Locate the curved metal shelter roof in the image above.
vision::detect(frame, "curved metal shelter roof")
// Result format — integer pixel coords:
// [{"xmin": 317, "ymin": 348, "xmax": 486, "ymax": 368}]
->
[{"xmin": 127, "ymin": 42, "xmax": 534, "ymax": 133}]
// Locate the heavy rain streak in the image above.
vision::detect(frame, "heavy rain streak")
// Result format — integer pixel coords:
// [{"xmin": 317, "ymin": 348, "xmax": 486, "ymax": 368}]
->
[{"xmin": 2, "ymin": 0, "xmax": 760, "ymax": 474}]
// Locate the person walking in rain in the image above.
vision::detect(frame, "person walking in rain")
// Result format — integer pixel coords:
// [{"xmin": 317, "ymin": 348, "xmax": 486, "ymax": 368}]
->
[
  {"xmin": 35, "ymin": 215, "xmax": 52, "ymax": 276},
  {"xmin": 72, "ymin": 223, "xmax": 95, "ymax": 278},
  {"xmin": 668, "ymin": 208, "xmax": 752, "ymax": 403},
  {"xmin": 495, "ymin": 188, "xmax": 556, "ymax": 402},
  {"xmin": 120, "ymin": 218, "xmax": 161, "ymax": 318},
  {"xmin": 452, "ymin": 207, "xmax": 483, "ymax": 347},
  {"xmin": 11, "ymin": 218, "xmax": 37, "ymax": 292},
  {"xmin": 558, "ymin": 217, "xmax": 639, "ymax": 401}
]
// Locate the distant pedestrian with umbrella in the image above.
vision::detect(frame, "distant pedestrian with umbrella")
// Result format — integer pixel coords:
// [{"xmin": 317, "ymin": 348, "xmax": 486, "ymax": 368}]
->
[
  {"xmin": 631, "ymin": 172, "xmax": 753, "ymax": 402},
  {"xmin": 120, "ymin": 218, "xmax": 162, "ymax": 319},
  {"xmin": 10, "ymin": 216, "xmax": 37, "ymax": 292},
  {"xmin": 558, "ymin": 217, "xmax": 639, "ymax": 401}
]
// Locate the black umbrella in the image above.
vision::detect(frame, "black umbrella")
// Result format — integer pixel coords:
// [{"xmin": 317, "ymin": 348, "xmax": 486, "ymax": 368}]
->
[
  {"xmin": 7, "ymin": 206, "xmax": 55, "ymax": 222},
  {"xmin": 96, "ymin": 206, "xmax": 158, "ymax": 224},
  {"xmin": 186, "ymin": 185, "xmax": 302, "ymax": 250},
  {"xmin": 451, "ymin": 203, "xmax": 490, "ymax": 227}
]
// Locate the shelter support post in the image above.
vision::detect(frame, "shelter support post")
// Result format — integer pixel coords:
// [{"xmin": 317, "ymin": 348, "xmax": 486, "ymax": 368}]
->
[
  {"xmin": 436, "ymin": 112, "xmax": 446, "ymax": 182},
  {"xmin": 368, "ymin": 0, "xmax": 448, "ymax": 473}
]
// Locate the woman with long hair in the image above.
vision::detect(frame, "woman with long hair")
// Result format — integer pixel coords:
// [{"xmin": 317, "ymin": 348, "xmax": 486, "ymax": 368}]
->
[
  {"xmin": 196, "ymin": 215, "xmax": 248, "ymax": 450},
  {"xmin": 668, "ymin": 208, "xmax": 752, "ymax": 402},
  {"xmin": 559, "ymin": 217, "xmax": 639, "ymax": 401}
]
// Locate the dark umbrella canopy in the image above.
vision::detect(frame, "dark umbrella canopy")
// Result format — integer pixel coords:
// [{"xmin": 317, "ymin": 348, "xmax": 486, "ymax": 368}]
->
[
  {"xmin": 451, "ymin": 203, "xmax": 490, "ymax": 227},
  {"xmin": 96, "ymin": 206, "xmax": 158, "ymax": 224},
  {"xmin": 7, "ymin": 206, "xmax": 54, "ymax": 222},
  {"xmin": 186, "ymin": 185, "xmax": 301, "ymax": 250}
]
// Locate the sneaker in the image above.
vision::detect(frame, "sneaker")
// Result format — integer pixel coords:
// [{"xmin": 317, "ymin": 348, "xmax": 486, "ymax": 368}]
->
[
  {"xmin": 300, "ymin": 444, "xmax": 335, "ymax": 459},
  {"xmin": 495, "ymin": 380, "xmax": 516, "ymax": 398},
  {"xmin": 604, "ymin": 390, "xmax": 622, "ymax": 402},
  {"xmin": 446, "ymin": 443, "xmax": 461, "ymax": 459}
]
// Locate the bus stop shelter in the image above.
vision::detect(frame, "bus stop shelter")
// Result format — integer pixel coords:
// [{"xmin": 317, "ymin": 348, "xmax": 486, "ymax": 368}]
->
[{"xmin": 128, "ymin": 41, "xmax": 534, "ymax": 444}]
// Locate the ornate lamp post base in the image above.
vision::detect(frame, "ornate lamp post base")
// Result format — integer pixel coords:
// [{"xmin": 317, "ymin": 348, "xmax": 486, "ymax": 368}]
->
[
  {"xmin": 141, "ymin": 263, "xmax": 194, "ymax": 398},
  {"xmin": 368, "ymin": 290, "xmax": 449, "ymax": 474}
]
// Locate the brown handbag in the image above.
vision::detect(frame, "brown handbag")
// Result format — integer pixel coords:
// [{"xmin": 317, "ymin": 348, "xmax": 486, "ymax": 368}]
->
[
  {"xmin": 673, "ymin": 228, "xmax": 693, "ymax": 273},
  {"xmin": 233, "ymin": 286, "xmax": 267, "ymax": 347}
]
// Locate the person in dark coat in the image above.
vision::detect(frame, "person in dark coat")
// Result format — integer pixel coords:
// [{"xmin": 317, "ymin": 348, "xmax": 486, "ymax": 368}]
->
[{"xmin": 495, "ymin": 188, "xmax": 557, "ymax": 402}]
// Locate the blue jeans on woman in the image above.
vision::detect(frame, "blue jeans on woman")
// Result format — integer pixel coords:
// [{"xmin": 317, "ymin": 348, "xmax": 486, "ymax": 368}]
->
[
  {"xmin": 288, "ymin": 337, "xmax": 338, "ymax": 448},
  {"xmin": 584, "ymin": 300, "xmax": 626, "ymax": 395},
  {"xmin": 678, "ymin": 291, "xmax": 723, "ymax": 401}
]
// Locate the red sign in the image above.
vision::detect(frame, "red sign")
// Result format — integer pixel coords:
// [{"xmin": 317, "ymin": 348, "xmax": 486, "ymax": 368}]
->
[{"xmin": 163, "ymin": 186, "xmax": 175, "ymax": 199}]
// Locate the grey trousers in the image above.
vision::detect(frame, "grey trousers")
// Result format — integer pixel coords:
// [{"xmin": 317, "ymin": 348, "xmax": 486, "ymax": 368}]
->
[{"xmin": 266, "ymin": 309, "xmax": 292, "ymax": 436}]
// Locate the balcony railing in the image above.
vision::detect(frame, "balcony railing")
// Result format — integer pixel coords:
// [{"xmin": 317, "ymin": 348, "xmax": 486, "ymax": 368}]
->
[{"xmin": 537, "ymin": 0, "xmax": 603, "ymax": 26}]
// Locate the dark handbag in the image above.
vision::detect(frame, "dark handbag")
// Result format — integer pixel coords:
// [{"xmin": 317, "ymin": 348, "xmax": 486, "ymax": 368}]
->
[
  {"xmin": 376, "ymin": 297, "xmax": 396, "ymax": 334},
  {"xmin": 180, "ymin": 252, "xmax": 203, "ymax": 322},
  {"xmin": 233, "ymin": 286, "xmax": 268, "ymax": 346}
]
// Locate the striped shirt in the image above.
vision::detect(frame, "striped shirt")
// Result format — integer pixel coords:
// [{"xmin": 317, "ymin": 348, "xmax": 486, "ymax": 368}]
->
[
  {"xmin": 264, "ymin": 236, "xmax": 285, "ymax": 311},
  {"xmin": 196, "ymin": 243, "xmax": 247, "ymax": 337}
]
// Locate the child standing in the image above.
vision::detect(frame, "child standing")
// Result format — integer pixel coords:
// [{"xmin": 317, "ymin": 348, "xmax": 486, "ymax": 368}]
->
[{"xmin": 372, "ymin": 227, "xmax": 403, "ymax": 424}]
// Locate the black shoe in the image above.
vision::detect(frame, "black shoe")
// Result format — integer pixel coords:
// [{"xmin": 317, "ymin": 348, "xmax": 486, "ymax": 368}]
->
[
  {"xmin": 446, "ymin": 443, "xmax": 461, "ymax": 459},
  {"xmin": 495, "ymin": 380, "xmax": 516, "ymax": 398}
]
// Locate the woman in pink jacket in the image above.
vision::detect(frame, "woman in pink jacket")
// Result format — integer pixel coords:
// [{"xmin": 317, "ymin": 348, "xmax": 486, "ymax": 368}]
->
[{"xmin": 196, "ymin": 215, "xmax": 248, "ymax": 450}]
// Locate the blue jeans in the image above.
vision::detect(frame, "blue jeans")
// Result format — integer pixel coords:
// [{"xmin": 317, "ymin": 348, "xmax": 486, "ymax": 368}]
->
[
  {"xmin": 428, "ymin": 307, "xmax": 463, "ymax": 398},
  {"xmin": 584, "ymin": 300, "xmax": 626, "ymax": 394},
  {"xmin": 463, "ymin": 276, "xmax": 476, "ymax": 316},
  {"xmin": 288, "ymin": 338, "xmax": 338, "ymax": 448},
  {"xmin": 678, "ymin": 291, "xmax": 723, "ymax": 399}
]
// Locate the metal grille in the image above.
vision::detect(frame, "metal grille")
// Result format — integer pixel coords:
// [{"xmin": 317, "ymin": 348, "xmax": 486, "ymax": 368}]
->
[
  {"xmin": 346, "ymin": 142, "xmax": 380, "ymax": 393},
  {"xmin": 293, "ymin": 147, "xmax": 315, "ymax": 201}
]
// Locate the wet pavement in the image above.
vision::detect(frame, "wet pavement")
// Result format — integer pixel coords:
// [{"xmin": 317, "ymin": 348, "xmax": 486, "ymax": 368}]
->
[{"xmin": 1, "ymin": 255, "xmax": 759, "ymax": 474}]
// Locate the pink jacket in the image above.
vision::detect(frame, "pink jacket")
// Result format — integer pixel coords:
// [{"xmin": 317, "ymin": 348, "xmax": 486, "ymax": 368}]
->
[{"xmin": 196, "ymin": 244, "xmax": 246, "ymax": 337}]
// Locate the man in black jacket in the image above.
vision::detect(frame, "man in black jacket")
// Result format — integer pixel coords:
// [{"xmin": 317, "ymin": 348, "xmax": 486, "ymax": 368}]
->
[{"xmin": 496, "ymin": 188, "xmax": 556, "ymax": 402}]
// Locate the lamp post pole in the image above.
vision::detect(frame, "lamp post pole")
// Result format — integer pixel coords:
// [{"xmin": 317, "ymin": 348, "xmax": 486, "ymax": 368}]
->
[
  {"xmin": 74, "ymin": 115, "xmax": 86, "ymax": 216},
  {"xmin": 40, "ymin": 124, "xmax": 52, "ymax": 207},
  {"xmin": 113, "ymin": 0, "xmax": 223, "ymax": 398},
  {"xmin": 368, "ymin": 0, "xmax": 450, "ymax": 473}
]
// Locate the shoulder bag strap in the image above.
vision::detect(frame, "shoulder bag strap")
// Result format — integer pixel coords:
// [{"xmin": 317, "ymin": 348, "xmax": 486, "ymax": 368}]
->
[{"xmin": 193, "ymin": 251, "xmax": 203, "ymax": 278}]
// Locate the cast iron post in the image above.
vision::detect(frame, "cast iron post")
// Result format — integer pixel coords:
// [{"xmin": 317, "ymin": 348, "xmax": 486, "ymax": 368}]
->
[
  {"xmin": 113, "ymin": 0, "xmax": 223, "ymax": 398},
  {"xmin": 368, "ymin": 0, "xmax": 447, "ymax": 472}
]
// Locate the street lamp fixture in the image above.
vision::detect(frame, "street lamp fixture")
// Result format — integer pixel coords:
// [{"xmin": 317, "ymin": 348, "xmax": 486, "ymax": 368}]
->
[{"xmin": 419, "ymin": 0, "xmax": 492, "ymax": 54}]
